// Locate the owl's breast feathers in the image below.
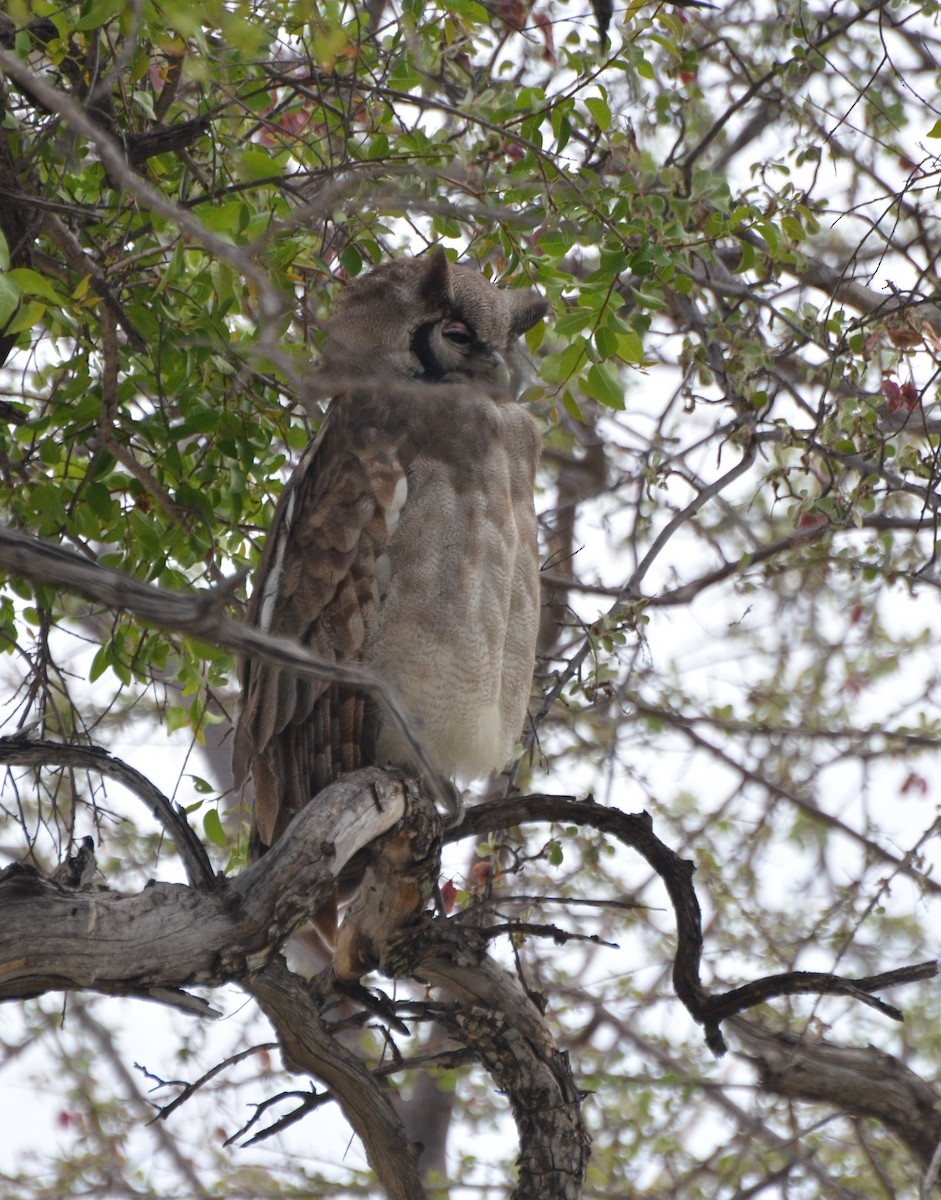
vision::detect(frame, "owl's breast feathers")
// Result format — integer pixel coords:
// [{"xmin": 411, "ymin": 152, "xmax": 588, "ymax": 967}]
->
[{"xmin": 234, "ymin": 383, "xmax": 541, "ymax": 855}]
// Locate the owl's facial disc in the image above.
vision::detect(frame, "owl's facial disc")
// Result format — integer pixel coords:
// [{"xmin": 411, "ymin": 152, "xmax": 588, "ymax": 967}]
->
[{"xmin": 411, "ymin": 316, "xmax": 514, "ymax": 396}]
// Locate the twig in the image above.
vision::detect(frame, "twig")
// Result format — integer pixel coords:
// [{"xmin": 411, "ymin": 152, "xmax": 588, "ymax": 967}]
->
[{"xmin": 146, "ymin": 1042, "xmax": 279, "ymax": 1124}]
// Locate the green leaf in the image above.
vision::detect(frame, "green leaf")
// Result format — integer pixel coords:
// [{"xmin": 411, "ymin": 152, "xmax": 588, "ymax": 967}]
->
[
  {"xmin": 615, "ymin": 329, "xmax": 644, "ymax": 363},
  {"xmin": 203, "ymin": 808, "xmax": 227, "ymax": 848},
  {"xmin": 6, "ymin": 299, "xmax": 45, "ymax": 334},
  {"xmin": 89, "ymin": 645, "xmax": 111, "ymax": 683},
  {"xmin": 8, "ymin": 268, "xmax": 62, "ymax": 303},
  {"xmin": 755, "ymin": 221, "xmax": 779, "ymax": 253},
  {"xmin": 584, "ymin": 362, "xmax": 625, "ymax": 409},
  {"xmin": 237, "ymin": 148, "xmax": 282, "ymax": 182},
  {"xmin": 561, "ymin": 389, "xmax": 584, "ymax": 422},
  {"xmin": 515, "ymin": 86, "xmax": 545, "ymax": 111},
  {"xmin": 536, "ymin": 228, "xmax": 574, "ymax": 257},
  {"xmin": 166, "ymin": 705, "xmax": 191, "ymax": 735},
  {"xmin": 75, "ymin": 0, "xmax": 124, "ymax": 31},
  {"xmin": 0, "ymin": 274, "xmax": 19, "ymax": 326},
  {"xmin": 199, "ymin": 201, "xmax": 249, "ymax": 233},
  {"xmin": 553, "ymin": 309, "xmax": 593, "ymax": 337},
  {"xmin": 733, "ymin": 238, "xmax": 757, "ymax": 274},
  {"xmin": 781, "ymin": 214, "xmax": 805, "ymax": 241},
  {"xmin": 585, "ymin": 95, "xmax": 611, "ymax": 132}
]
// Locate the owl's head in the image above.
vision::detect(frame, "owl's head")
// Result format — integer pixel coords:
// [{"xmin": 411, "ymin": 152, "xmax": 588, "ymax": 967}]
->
[{"xmin": 320, "ymin": 248, "xmax": 548, "ymax": 399}]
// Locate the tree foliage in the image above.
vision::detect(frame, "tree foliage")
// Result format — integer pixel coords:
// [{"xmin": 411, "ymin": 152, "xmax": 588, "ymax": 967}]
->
[{"xmin": 2, "ymin": 0, "xmax": 941, "ymax": 1195}]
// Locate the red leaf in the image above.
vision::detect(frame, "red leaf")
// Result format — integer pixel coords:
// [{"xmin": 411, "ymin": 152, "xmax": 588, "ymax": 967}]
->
[
  {"xmin": 901, "ymin": 771, "xmax": 929, "ymax": 796},
  {"xmin": 496, "ymin": 0, "xmax": 529, "ymax": 29},
  {"xmin": 440, "ymin": 879, "xmax": 457, "ymax": 912},
  {"xmin": 881, "ymin": 377, "xmax": 903, "ymax": 411},
  {"xmin": 532, "ymin": 10, "xmax": 556, "ymax": 63}
]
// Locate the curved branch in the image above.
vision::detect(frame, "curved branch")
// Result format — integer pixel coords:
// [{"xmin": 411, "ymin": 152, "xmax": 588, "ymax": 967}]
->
[
  {"xmin": 453, "ymin": 796, "xmax": 711, "ymax": 1034},
  {"xmin": 0, "ymin": 737, "xmax": 215, "ymax": 889},
  {"xmin": 454, "ymin": 795, "xmax": 937, "ymax": 1053}
]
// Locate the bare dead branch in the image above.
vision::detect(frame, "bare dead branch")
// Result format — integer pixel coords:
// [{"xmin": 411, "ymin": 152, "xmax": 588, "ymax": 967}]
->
[
  {"xmin": 148, "ymin": 1042, "xmax": 279, "ymax": 1125},
  {"xmin": 227, "ymin": 1084, "xmax": 330, "ymax": 1148}
]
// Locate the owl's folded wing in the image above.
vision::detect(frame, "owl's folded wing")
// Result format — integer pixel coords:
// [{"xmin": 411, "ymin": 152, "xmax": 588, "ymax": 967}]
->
[{"xmin": 233, "ymin": 394, "xmax": 411, "ymax": 855}]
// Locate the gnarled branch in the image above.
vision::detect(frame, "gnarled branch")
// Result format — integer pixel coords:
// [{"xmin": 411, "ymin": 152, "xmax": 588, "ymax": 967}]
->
[
  {"xmin": 0, "ymin": 766, "xmax": 413, "ymax": 1004},
  {"xmin": 454, "ymin": 794, "xmax": 937, "ymax": 1053}
]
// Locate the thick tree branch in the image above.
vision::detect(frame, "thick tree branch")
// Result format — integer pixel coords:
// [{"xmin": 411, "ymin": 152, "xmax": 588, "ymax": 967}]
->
[
  {"xmin": 245, "ymin": 954, "xmax": 426, "ymax": 1200},
  {"xmin": 0, "ymin": 767, "xmax": 412, "ymax": 1004},
  {"xmin": 731, "ymin": 1017, "xmax": 941, "ymax": 1172},
  {"xmin": 392, "ymin": 922, "xmax": 591, "ymax": 1200},
  {"xmin": 0, "ymin": 767, "xmax": 429, "ymax": 1194}
]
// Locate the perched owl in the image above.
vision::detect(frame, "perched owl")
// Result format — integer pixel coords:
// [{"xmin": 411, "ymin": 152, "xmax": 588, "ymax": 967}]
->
[{"xmin": 233, "ymin": 248, "xmax": 547, "ymax": 968}]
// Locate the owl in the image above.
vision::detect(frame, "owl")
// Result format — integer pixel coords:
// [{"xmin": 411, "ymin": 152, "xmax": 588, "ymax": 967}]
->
[{"xmin": 233, "ymin": 248, "xmax": 547, "ymax": 972}]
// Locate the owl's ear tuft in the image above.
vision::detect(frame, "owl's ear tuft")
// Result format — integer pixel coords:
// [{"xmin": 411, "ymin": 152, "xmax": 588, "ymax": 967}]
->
[
  {"xmin": 421, "ymin": 245, "xmax": 452, "ymax": 309},
  {"xmin": 510, "ymin": 292, "xmax": 550, "ymax": 337}
]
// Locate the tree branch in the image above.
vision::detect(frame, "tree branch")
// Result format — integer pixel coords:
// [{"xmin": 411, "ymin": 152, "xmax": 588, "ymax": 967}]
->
[
  {"xmin": 731, "ymin": 1017, "xmax": 941, "ymax": 1172},
  {"xmin": 0, "ymin": 767, "xmax": 413, "ymax": 1004},
  {"xmin": 0, "ymin": 737, "xmax": 215, "ymax": 889},
  {"xmin": 391, "ymin": 921, "xmax": 592, "ymax": 1200},
  {"xmin": 245, "ymin": 954, "xmax": 427, "ymax": 1200},
  {"xmin": 454, "ymin": 795, "xmax": 937, "ymax": 1054}
]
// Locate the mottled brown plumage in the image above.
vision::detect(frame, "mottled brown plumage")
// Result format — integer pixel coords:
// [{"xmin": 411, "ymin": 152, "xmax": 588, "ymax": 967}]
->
[{"xmin": 233, "ymin": 249, "xmax": 547, "ymax": 972}]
